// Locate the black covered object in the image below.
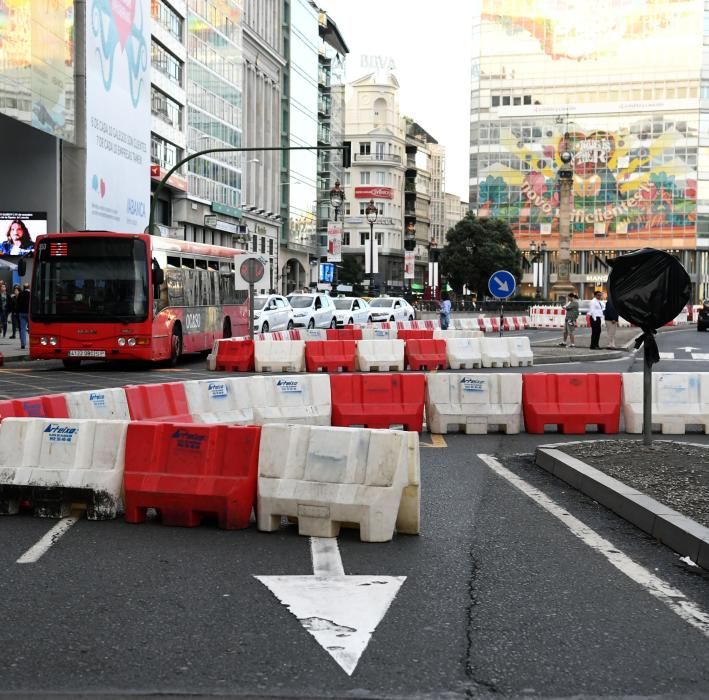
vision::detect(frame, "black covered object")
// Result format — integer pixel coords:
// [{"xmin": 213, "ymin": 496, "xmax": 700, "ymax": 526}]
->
[
  {"xmin": 608, "ymin": 248, "xmax": 690, "ymax": 365},
  {"xmin": 607, "ymin": 248, "xmax": 690, "ymax": 329}
]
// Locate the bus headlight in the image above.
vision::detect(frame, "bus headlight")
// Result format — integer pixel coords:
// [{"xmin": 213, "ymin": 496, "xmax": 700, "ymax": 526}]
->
[
  {"xmin": 49, "ymin": 337, "xmax": 57, "ymax": 346},
  {"xmin": 117, "ymin": 337, "xmax": 126, "ymax": 346},
  {"xmin": 40, "ymin": 337, "xmax": 48, "ymax": 346},
  {"xmin": 127, "ymin": 338, "xmax": 136, "ymax": 346}
]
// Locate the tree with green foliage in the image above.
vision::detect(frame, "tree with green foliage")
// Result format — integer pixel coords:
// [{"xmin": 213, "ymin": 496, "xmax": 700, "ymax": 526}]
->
[
  {"xmin": 439, "ymin": 213, "xmax": 521, "ymax": 299},
  {"xmin": 338, "ymin": 255, "xmax": 364, "ymax": 288}
]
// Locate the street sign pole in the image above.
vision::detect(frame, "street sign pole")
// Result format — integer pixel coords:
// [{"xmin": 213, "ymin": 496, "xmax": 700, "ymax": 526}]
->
[{"xmin": 249, "ymin": 283, "xmax": 255, "ymax": 340}]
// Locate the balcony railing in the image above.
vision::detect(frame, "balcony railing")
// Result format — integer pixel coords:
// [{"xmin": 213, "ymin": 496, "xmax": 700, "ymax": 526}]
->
[{"xmin": 353, "ymin": 153, "xmax": 402, "ymax": 164}]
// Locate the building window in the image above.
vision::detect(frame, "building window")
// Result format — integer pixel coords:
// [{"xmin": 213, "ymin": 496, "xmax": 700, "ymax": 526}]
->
[
  {"xmin": 360, "ymin": 171, "xmax": 370, "ymax": 184},
  {"xmin": 376, "ymin": 171, "xmax": 385, "ymax": 184},
  {"xmin": 151, "ymin": 87, "xmax": 182, "ymax": 129},
  {"xmin": 376, "ymin": 232, "xmax": 382, "ymax": 245},
  {"xmin": 359, "ymin": 142, "xmax": 371, "ymax": 155},
  {"xmin": 151, "ymin": 133, "xmax": 182, "ymax": 169},
  {"xmin": 151, "ymin": 40, "xmax": 182, "ymax": 85},
  {"xmin": 343, "ymin": 232, "xmax": 350, "ymax": 245},
  {"xmin": 152, "ymin": 0, "xmax": 183, "ymax": 41},
  {"xmin": 360, "ymin": 232, "xmax": 367, "ymax": 246}
]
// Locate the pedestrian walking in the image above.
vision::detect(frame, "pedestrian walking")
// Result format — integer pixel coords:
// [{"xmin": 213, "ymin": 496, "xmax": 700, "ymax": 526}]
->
[
  {"xmin": 439, "ymin": 293, "xmax": 452, "ymax": 330},
  {"xmin": 558, "ymin": 292, "xmax": 579, "ymax": 347},
  {"xmin": 603, "ymin": 294, "xmax": 619, "ymax": 348},
  {"xmin": 17, "ymin": 283, "xmax": 30, "ymax": 350},
  {"xmin": 0, "ymin": 282, "xmax": 8, "ymax": 337},
  {"xmin": 8, "ymin": 284, "xmax": 20, "ymax": 339},
  {"xmin": 589, "ymin": 289, "xmax": 605, "ymax": 349}
]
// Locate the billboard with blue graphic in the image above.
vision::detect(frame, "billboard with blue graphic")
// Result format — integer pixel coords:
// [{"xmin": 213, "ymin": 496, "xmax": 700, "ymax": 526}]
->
[{"xmin": 85, "ymin": 0, "xmax": 150, "ymax": 232}]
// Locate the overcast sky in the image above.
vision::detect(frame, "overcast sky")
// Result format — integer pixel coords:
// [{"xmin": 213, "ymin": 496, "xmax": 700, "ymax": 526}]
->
[{"xmin": 320, "ymin": 1, "xmax": 474, "ymax": 201}]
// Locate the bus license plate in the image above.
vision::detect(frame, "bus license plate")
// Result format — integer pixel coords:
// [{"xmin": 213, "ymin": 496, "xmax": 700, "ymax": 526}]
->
[{"xmin": 68, "ymin": 350, "xmax": 106, "ymax": 358}]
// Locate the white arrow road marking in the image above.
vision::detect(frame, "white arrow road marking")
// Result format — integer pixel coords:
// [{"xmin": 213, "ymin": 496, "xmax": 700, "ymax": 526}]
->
[
  {"xmin": 255, "ymin": 537, "xmax": 405, "ymax": 676},
  {"xmin": 493, "ymin": 276, "xmax": 509, "ymax": 292},
  {"xmin": 16, "ymin": 515, "xmax": 80, "ymax": 564},
  {"xmin": 678, "ymin": 346, "xmax": 700, "ymax": 353},
  {"xmin": 479, "ymin": 454, "xmax": 709, "ymax": 640}
]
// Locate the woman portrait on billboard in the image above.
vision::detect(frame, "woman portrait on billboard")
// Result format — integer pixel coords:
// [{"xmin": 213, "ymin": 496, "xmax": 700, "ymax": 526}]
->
[{"xmin": 1, "ymin": 219, "xmax": 34, "ymax": 256}]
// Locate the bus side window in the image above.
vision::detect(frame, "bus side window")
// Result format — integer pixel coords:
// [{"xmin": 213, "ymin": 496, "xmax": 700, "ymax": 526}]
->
[
  {"xmin": 167, "ymin": 269, "xmax": 185, "ymax": 306},
  {"xmin": 209, "ymin": 270, "xmax": 220, "ymax": 305}
]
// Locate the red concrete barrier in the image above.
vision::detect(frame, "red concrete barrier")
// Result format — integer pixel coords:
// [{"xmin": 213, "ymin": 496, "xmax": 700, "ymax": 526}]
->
[
  {"xmin": 305, "ymin": 340, "xmax": 357, "ymax": 373},
  {"xmin": 330, "ymin": 373, "xmax": 425, "ymax": 431},
  {"xmin": 214, "ymin": 339, "xmax": 254, "ymax": 372},
  {"xmin": 397, "ymin": 329, "xmax": 434, "ymax": 342},
  {"xmin": 123, "ymin": 422, "xmax": 261, "ymax": 529},
  {"xmin": 522, "ymin": 373, "xmax": 622, "ymax": 434},
  {"xmin": 124, "ymin": 382, "xmax": 193, "ymax": 422},
  {"xmin": 0, "ymin": 394, "xmax": 68, "ymax": 421},
  {"xmin": 326, "ymin": 327, "xmax": 363, "ymax": 340},
  {"xmin": 404, "ymin": 339, "xmax": 447, "ymax": 371}
]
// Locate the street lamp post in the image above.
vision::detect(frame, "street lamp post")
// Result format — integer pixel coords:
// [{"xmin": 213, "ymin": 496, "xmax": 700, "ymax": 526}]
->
[
  {"xmin": 365, "ymin": 199, "xmax": 378, "ymax": 294},
  {"xmin": 329, "ymin": 180, "xmax": 344, "ymax": 222},
  {"xmin": 404, "ymin": 221, "xmax": 416, "ymax": 298},
  {"xmin": 529, "ymin": 240, "xmax": 547, "ymax": 299}
]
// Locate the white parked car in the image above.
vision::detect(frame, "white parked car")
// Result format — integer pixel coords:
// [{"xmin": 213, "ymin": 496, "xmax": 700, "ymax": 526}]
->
[
  {"xmin": 368, "ymin": 296, "xmax": 416, "ymax": 323},
  {"xmin": 252, "ymin": 294, "xmax": 294, "ymax": 333},
  {"xmin": 287, "ymin": 292, "xmax": 337, "ymax": 329},
  {"xmin": 332, "ymin": 296, "xmax": 372, "ymax": 327}
]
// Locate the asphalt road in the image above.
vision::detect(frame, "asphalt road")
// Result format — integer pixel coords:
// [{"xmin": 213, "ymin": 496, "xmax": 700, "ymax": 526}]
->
[{"xmin": 1, "ymin": 328, "xmax": 709, "ymax": 699}]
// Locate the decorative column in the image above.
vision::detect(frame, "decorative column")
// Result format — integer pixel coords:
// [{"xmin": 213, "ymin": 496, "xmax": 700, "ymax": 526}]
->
[{"xmin": 550, "ymin": 150, "xmax": 578, "ymax": 301}]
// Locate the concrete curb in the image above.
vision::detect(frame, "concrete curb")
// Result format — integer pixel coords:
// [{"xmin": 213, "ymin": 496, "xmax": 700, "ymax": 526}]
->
[{"xmin": 535, "ymin": 441, "xmax": 709, "ymax": 569}]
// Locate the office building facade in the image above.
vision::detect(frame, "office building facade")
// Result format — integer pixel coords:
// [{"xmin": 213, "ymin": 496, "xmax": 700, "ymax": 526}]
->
[{"xmin": 470, "ymin": 0, "xmax": 709, "ymax": 301}]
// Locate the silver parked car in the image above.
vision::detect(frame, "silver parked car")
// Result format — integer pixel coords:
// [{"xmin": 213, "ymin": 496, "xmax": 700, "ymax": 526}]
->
[
  {"xmin": 252, "ymin": 294, "xmax": 294, "ymax": 333},
  {"xmin": 286, "ymin": 292, "xmax": 337, "ymax": 329}
]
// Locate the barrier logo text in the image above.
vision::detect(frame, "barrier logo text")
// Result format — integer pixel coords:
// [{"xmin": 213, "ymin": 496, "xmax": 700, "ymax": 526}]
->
[
  {"xmin": 276, "ymin": 379, "xmax": 302, "ymax": 394},
  {"xmin": 460, "ymin": 377, "xmax": 486, "ymax": 393},
  {"xmin": 208, "ymin": 382, "xmax": 228, "ymax": 399},
  {"xmin": 44, "ymin": 424, "xmax": 78, "ymax": 443},
  {"xmin": 171, "ymin": 429, "xmax": 207, "ymax": 450},
  {"xmin": 89, "ymin": 392, "xmax": 107, "ymax": 408}
]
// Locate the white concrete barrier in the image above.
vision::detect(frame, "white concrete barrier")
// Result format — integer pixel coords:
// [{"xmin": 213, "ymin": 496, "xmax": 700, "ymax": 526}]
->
[
  {"xmin": 396, "ymin": 319, "xmax": 440, "ymax": 330},
  {"xmin": 622, "ymin": 372, "xmax": 709, "ymax": 434},
  {"xmin": 426, "ymin": 373, "xmax": 522, "ymax": 434},
  {"xmin": 250, "ymin": 374, "xmax": 332, "ymax": 426},
  {"xmin": 480, "ymin": 337, "xmax": 511, "ymax": 368},
  {"xmin": 183, "ymin": 378, "xmax": 254, "ymax": 424},
  {"xmin": 445, "ymin": 337, "xmax": 482, "ymax": 370},
  {"xmin": 506, "ymin": 336, "xmax": 534, "ymax": 367},
  {"xmin": 450, "ymin": 318, "xmax": 480, "ymax": 331},
  {"xmin": 360, "ymin": 326, "xmax": 398, "ymax": 340},
  {"xmin": 257, "ymin": 423, "xmax": 420, "ymax": 542},
  {"xmin": 296, "ymin": 328, "xmax": 328, "ymax": 341},
  {"xmin": 0, "ymin": 418, "xmax": 129, "ymax": 518},
  {"xmin": 433, "ymin": 329, "xmax": 483, "ymax": 339},
  {"xmin": 254, "ymin": 339, "xmax": 305, "ymax": 372},
  {"xmin": 66, "ymin": 388, "xmax": 130, "ymax": 420},
  {"xmin": 356, "ymin": 339, "xmax": 405, "ymax": 371}
]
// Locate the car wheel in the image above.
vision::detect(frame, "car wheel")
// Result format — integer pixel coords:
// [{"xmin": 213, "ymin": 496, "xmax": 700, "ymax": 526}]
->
[
  {"xmin": 368, "ymin": 316, "xmax": 373, "ymax": 323},
  {"xmin": 287, "ymin": 320, "xmax": 294, "ymax": 330},
  {"xmin": 261, "ymin": 321, "xmax": 269, "ymax": 333},
  {"xmin": 330, "ymin": 318, "xmax": 337, "ymax": 329},
  {"xmin": 169, "ymin": 326, "xmax": 182, "ymax": 367},
  {"xmin": 408, "ymin": 315, "xmax": 414, "ymax": 321},
  {"xmin": 62, "ymin": 358, "xmax": 81, "ymax": 370},
  {"xmin": 348, "ymin": 318, "xmax": 354, "ymax": 325},
  {"xmin": 389, "ymin": 315, "xmax": 395, "ymax": 322},
  {"xmin": 307, "ymin": 319, "xmax": 315, "ymax": 329}
]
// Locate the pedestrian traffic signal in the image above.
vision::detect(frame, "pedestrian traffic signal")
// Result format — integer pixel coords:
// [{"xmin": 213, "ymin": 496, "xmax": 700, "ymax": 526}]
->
[{"xmin": 342, "ymin": 142, "xmax": 351, "ymax": 169}]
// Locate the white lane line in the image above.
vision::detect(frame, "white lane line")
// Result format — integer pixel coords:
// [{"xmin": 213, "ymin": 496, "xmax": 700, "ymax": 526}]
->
[
  {"xmin": 16, "ymin": 515, "xmax": 80, "ymax": 564},
  {"xmin": 478, "ymin": 453, "xmax": 709, "ymax": 640},
  {"xmin": 310, "ymin": 536, "xmax": 345, "ymax": 577}
]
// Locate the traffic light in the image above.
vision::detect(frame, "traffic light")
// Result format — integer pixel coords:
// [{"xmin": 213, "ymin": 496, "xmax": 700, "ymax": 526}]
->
[
  {"xmin": 430, "ymin": 248, "xmax": 440, "ymax": 263},
  {"xmin": 342, "ymin": 141, "xmax": 351, "ymax": 169},
  {"xmin": 404, "ymin": 238, "xmax": 416, "ymax": 251}
]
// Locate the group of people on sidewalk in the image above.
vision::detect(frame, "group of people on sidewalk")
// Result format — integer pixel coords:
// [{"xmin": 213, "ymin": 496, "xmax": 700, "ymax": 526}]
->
[
  {"xmin": 0, "ymin": 282, "xmax": 30, "ymax": 349},
  {"xmin": 559, "ymin": 290, "xmax": 619, "ymax": 350}
]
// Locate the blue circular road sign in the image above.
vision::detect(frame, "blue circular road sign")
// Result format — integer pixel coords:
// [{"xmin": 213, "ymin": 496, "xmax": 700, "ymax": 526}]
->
[{"xmin": 488, "ymin": 270, "xmax": 516, "ymax": 299}]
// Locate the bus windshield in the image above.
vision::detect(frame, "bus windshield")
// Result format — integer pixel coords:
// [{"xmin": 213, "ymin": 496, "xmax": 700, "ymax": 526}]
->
[{"xmin": 31, "ymin": 237, "xmax": 149, "ymax": 322}]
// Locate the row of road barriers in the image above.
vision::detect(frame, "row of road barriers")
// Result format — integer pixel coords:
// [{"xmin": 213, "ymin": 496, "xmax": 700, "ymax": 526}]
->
[
  {"xmin": 529, "ymin": 305, "xmax": 692, "ymax": 329},
  {"xmin": 208, "ymin": 334, "xmax": 534, "ymax": 373},
  {"xmin": 1, "ymin": 371, "xmax": 706, "ymax": 537}
]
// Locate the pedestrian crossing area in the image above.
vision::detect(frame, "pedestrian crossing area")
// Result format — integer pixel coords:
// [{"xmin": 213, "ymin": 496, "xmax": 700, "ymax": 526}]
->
[{"xmin": 659, "ymin": 350, "xmax": 709, "ymax": 361}]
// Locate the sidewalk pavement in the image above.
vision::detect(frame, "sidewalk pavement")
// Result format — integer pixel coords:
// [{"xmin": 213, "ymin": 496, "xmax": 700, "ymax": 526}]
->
[{"xmin": 0, "ymin": 333, "xmax": 31, "ymax": 364}]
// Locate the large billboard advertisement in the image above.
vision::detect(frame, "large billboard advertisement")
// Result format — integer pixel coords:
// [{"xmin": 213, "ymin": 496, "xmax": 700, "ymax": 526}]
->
[
  {"xmin": 85, "ymin": 0, "xmax": 150, "ymax": 232},
  {"xmin": 0, "ymin": 1, "xmax": 75, "ymax": 141},
  {"xmin": 0, "ymin": 212, "xmax": 47, "ymax": 257}
]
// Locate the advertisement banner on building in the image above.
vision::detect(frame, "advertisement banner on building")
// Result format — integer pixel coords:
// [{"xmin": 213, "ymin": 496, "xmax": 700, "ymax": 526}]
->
[
  {"xmin": 85, "ymin": 0, "xmax": 150, "ymax": 232},
  {"xmin": 404, "ymin": 251, "xmax": 415, "ymax": 279},
  {"xmin": 326, "ymin": 220, "xmax": 343, "ymax": 262},
  {"xmin": 0, "ymin": 212, "xmax": 47, "ymax": 257}
]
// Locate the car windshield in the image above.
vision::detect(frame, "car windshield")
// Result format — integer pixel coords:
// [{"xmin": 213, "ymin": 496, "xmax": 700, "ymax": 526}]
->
[
  {"xmin": 369, "ymin": 299, "xmax": 393, "ymax": 308},
  {"xmin": 288, "ymin": 295, "xmax": 313, "ymax": 308},
  {"xmin": 333, "ymin": 299, "xmax": 352, "ymax": 310},
  {"xmin": 253, "ymin": 297, "xmax": 268, "ymax": 310}
]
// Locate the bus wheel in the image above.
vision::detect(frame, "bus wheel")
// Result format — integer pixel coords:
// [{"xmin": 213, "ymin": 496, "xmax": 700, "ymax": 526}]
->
[
  {"xmin": 169, "ymin": 326, "xmax": 182, "ymax": 366},
  {"xmin": 62, "ymin": 358, "xmax": 81, "ymax": 370},
  {"xmin": 223, "ymin": 318, "xmax": 232, "ymax": 338}
]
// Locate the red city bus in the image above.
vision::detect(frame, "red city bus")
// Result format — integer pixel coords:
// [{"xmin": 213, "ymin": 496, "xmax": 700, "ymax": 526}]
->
[{"xmin": 30, "ymin": 232, "xmax": 249, "ymax": 367}]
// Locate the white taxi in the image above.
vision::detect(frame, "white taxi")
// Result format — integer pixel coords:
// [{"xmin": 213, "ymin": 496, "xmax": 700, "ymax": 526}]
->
[
  {"xmin": 332, "ymin": 297, "xmax": 372, "ymax": 326},
  {"xmin": 368, "ymin": 296, "xmax": 416, "ymax": 323}
]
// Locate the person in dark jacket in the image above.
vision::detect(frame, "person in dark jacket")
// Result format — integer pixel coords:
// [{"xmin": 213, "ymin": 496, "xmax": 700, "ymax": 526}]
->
[
  {"xmin": 603, "ymin": 294, "xmax": 619, "ymax": 349},
  {"xmin": 0, "ymin": 282, "xmax": 8, "ymax": 337},
  {"xmin": 8, "ymin": 284, "xmax": 20, "ymax": 339},
  {"xmin": 17, "ymin": 283, "xmax": 30, "ymax": 350}
]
